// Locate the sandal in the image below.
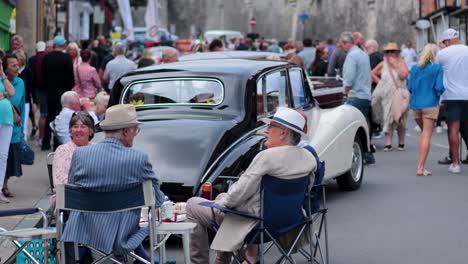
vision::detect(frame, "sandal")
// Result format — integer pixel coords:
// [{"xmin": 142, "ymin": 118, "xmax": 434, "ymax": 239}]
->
[
  {"xmin": 383, "ymin": 145, "xmax": 392, "ymax": 152},
  {"xmin": 416, "ymin": 169, "xmax": 432, "ymax": 176},
  {"xmin": 2, "ymin": 188, "xmax": 14, "ymax": 198}
]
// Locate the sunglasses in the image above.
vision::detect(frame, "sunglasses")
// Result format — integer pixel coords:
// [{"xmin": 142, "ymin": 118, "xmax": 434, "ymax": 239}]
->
[{"xmin": 385, "ymin": 50, "xmax": 399, "ymax": 54}]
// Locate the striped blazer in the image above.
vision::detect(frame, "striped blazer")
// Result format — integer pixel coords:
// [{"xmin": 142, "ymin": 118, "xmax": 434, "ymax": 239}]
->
[{"xmin": 61, "ymin": 137, "xmax": 165, "ymax": 254}]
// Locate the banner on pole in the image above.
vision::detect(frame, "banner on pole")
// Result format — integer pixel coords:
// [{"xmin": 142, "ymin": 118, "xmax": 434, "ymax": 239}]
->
[{"xmin": 117, "ymin": 0, "xmax": 134, "ymax": 41}]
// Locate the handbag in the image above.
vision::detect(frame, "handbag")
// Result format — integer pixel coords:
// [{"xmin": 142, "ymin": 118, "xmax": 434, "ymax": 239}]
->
[
  {"xmin": 19, "ymin": 137, "xmax": 35, "ymax": 165},
  {"xmin": 388, "ymin": 62, "xmax": 410, "ymax": 123}
]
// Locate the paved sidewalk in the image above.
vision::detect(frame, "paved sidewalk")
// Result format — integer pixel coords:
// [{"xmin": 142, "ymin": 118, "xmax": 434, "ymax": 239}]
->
[{"xmin": 0, "ymin": 145, "xmax": 52, "ymax": 261}]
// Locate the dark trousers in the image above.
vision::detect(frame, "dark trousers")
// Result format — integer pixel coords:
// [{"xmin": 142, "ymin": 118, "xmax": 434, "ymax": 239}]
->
[
  {"xmin": 42, "ymin": 99, "xmax": 61, "ymax": 150},
  {"xmin": 447, "ymin": 121, "xmax": 468, "ymax": 157}
]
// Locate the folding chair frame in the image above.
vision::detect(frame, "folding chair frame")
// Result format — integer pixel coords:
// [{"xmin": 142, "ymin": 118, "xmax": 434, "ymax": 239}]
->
[
  {"xmin": 55, "ymin": 180, "xmax": 158, "ymax": 264},
  {"xmin": 200, "ymin": 175, "xmax": 318, "ymax": 264},
  {"xmin": 0, "ymin": 208, "xmax": 55, "ymax": 264}
]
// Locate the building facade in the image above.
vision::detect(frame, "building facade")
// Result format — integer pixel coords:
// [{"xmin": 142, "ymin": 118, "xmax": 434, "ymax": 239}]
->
[
  {"xmin": 167, "ymin": 0, "xmax": 419, "ymax": 48},
  {"xmin": 417, "ymin": 0, "xmax": 467, "ymax": 51}
]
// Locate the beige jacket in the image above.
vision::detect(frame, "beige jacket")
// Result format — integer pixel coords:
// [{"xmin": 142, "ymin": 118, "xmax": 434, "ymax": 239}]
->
[{"xmin": 211, "ymin": 145, "xmax": 316, "ymax": 252}]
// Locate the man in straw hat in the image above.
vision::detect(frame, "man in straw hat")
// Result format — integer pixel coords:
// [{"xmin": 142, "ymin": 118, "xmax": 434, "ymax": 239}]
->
[
  {"xmin": 186, "ymin": 107, "xmax": 316, "ymax": 264},
  {"xmin": 61, "ymin": 104, "xmax": 165, "ymax": 262},
  {"xmin": 436, "ymin": 28, "xmax": 468, "ymax": 174},
  {"xmin": 340, "ymin": 31, "xmax": 375, "ymax": 165}
]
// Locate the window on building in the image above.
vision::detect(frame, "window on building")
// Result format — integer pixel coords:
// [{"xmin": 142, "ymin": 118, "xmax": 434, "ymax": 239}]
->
[{"xmin": 436, "ymin": 0, "xmax": 445, "ymax": 9}]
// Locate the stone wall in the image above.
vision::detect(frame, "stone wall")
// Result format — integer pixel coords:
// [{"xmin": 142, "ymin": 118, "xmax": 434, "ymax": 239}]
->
[{"xmin": 166, "ymin": 0, "xmax": 419, "ymax": 47}]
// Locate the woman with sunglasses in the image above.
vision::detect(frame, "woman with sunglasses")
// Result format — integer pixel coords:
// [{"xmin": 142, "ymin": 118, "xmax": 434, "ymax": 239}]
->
[{"xmin": 371, "ymin": 42, "xmax": 409, "ymax": 152}]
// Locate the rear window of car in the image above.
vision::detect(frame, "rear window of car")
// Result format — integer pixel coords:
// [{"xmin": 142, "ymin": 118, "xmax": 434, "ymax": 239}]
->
[{"xmin": 122, "ymin": 78, "xmax": 224, "ymax": 106}]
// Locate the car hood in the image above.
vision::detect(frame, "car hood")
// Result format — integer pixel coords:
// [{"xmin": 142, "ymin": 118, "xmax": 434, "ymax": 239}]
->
[{"xmin": 133, "ymin": 118, "xmax": 237, "ymax": 187}]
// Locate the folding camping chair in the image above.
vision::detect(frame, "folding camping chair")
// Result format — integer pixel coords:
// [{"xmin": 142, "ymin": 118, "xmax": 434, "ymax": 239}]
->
[
  {"xmin": 201, "ymin": 174, "xmax": 317, "ymax": 264},
  {"xmin": 0, "ymin": 207, "xmax": 57, "ymax": 264},
  {"xmin": 55, "ymin": 180, "xmax": 158, "ymax": 264}
]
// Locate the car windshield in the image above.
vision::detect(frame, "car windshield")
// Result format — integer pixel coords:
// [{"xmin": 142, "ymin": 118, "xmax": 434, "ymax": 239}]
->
[{"xmin": 123, "ymin": 78, "xmax": 224, "ymax": 106}]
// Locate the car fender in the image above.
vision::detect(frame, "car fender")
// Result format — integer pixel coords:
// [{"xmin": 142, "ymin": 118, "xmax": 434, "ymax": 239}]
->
[
  {"xmin": 195, "ymin": 130, "xmax": 266, "ymax": 196},
  {"xmin": 306, "ymin": 105, "xmax": 369, "ymax": 180}
]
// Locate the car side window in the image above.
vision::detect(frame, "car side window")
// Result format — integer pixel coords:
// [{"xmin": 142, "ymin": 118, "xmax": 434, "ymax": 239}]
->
[
  {"xmin": 265, "ymin": 70, "xmax": 289, "ymax": 113},
  {"xmin": 289, "ymin": 68, "xmax": 307, "ymax": 108},
  {"xmin": 256, "ymin": 79, "xmax": 265, "ymax": 117}
]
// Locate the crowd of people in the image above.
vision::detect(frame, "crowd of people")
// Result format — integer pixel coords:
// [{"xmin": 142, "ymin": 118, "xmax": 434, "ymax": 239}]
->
[{"xmin": 1, "ymin": 25, "xmax": 468, "ymax": 262}]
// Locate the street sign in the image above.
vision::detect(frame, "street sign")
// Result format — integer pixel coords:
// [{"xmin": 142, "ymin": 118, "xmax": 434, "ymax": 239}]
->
[
  {"xmin": 298, "ymin": 13, "xmax": 310, "ymax": 21},
  {"xmin": 248, "ymin": 18, "xmax": 257, "ymax": 27}
]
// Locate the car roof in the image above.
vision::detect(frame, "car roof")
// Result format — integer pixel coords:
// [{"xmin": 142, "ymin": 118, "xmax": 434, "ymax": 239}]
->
[
  {"xmin": 180, "ymin": 51, "xmax": 286, "ymax": 61},
  {"xmin": 133, "ymin": 57, "xmax": 291, "ymax": 76}
]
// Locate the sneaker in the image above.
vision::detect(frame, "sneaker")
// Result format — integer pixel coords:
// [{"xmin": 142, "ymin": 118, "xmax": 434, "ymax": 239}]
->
[
  {"xmin": 0, "ymin": 193, "xmax": 10, "ymax": 203},
  {"xmin": 397, "ymin": 144, "xmax": 405, "ymax": 151},
  {"xmin": 436, "ymin": 126, "xmax": 443, "ymax": 134},
  {"xmin": 442, "ymin": 122, "xmax": 448, "ymax": 130},
  {"xmin": 363, "ymin": 152, "xmax": 376, "ymax": 165},
  {"xmin": 448, "ymin": 163, "xmax": 461, "ymax": 174},
  {"xmin": 372, "ymin": 132, "xmax": 383, "ymax": 139},
  {"xmin": 30, "ymin": 126, "xmax": 38, "ymax": 138},
  {"xmin": 438, "ymin": 156, "xmax": 452, "ymax": 165}
]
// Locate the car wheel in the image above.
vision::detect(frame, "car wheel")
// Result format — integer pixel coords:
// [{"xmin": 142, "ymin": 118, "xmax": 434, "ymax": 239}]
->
[{"xmin": 336, "ymin": 135, "xmax": 364, "ymax": 191}]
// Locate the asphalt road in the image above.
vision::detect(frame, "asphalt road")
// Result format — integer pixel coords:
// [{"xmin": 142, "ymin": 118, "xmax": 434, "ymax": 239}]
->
[{"xmin": 163, "ymin": 119, "xmax": 468, "ymax": 263}]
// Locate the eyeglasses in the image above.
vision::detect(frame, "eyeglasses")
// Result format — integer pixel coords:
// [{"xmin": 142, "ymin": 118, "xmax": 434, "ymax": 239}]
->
[
  {"xmin": 132, "ymin": 126, "xmax": 141, "ymax": 135},
  {"xmin": 385, "ymin": 50, "xmax": 398, "ymax": 54}
]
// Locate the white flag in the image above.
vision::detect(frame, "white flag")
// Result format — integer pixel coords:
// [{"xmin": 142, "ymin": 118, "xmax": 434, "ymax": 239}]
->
[
  {"xmin": 117, "ymin": 0, "xmax": 134, "ymax": 41},
  {"xmin": 145, "ymin": 0, "xmax": 159, "ymax": 40}
]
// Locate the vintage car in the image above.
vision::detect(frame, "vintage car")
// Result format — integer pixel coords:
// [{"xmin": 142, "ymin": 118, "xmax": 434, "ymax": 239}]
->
[{"xmin": 108, "ymin": 58, "xmax": 369, "ymax": 201}]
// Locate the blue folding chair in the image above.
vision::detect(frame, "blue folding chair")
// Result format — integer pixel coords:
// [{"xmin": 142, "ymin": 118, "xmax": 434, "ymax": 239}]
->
[
  {"xmin": 200, "ymin": 175, "xmax": 313, "ymax": 264},
  {"xmin": 0, "ymin": 207, "xmax": 57, "ymax": 264},
  {"xmin": 55, "ymin": 180, "xmax": 158, "ymax": 264}
]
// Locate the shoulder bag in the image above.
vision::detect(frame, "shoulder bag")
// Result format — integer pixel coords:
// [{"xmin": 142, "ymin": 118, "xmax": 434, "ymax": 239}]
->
[{"xmin": 388, "ymin": 61, "xmax": 410, "ymax": 123}]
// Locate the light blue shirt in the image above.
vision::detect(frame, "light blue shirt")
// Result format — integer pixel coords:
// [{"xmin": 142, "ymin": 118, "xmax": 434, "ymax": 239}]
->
[
  {"xmin": 342, "ymin": 46, "xmax": 371, "ymax": 100},
  {"xmin": 408, "ymin": 63, "xmax": 445, "ymax": 109},
  {"xmin": 0, "ymin": 80, "xmax": 13, "ymax": 126},
  {"xmin": 298, "ymin": 47, "xmax": 316, "ymax": 69}
]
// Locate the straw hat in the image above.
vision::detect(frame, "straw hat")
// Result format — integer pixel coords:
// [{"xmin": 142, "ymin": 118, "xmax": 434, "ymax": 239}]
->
[
  {"xmin": 98, "ymin": 104, "xmax": 142, "ymax": 131},
  {"xmin": 383, "ymin": 42, "xmax": 400, "ymax": 52},
  {"xmin": 261, "ymin": 107, "xmax": 306, "ymax": 136}
]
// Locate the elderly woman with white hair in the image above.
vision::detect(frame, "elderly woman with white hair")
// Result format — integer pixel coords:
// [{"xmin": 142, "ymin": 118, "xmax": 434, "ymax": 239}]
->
[
  {"xmin": 54, "ymin": 91, "xmax": 82, "ymax": 145},
  {"xmin": 186, "ymin": 107, "xmax": 316, "ymax": 264}
]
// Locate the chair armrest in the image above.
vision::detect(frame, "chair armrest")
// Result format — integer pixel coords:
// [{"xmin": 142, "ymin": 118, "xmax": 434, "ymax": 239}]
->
[
  {"xmin": 0, "ymin": 208, "xmax": 39, "ymax": 217},
  {"xmin": 198, "ymin": 201, "xmax": 261, "ymax": 220}
]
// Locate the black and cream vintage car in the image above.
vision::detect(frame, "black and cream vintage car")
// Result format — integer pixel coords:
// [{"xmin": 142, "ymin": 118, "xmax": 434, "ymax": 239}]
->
[{"xmin": 108, "ymin": 55, "xmax": 370, "ymax": 201}]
